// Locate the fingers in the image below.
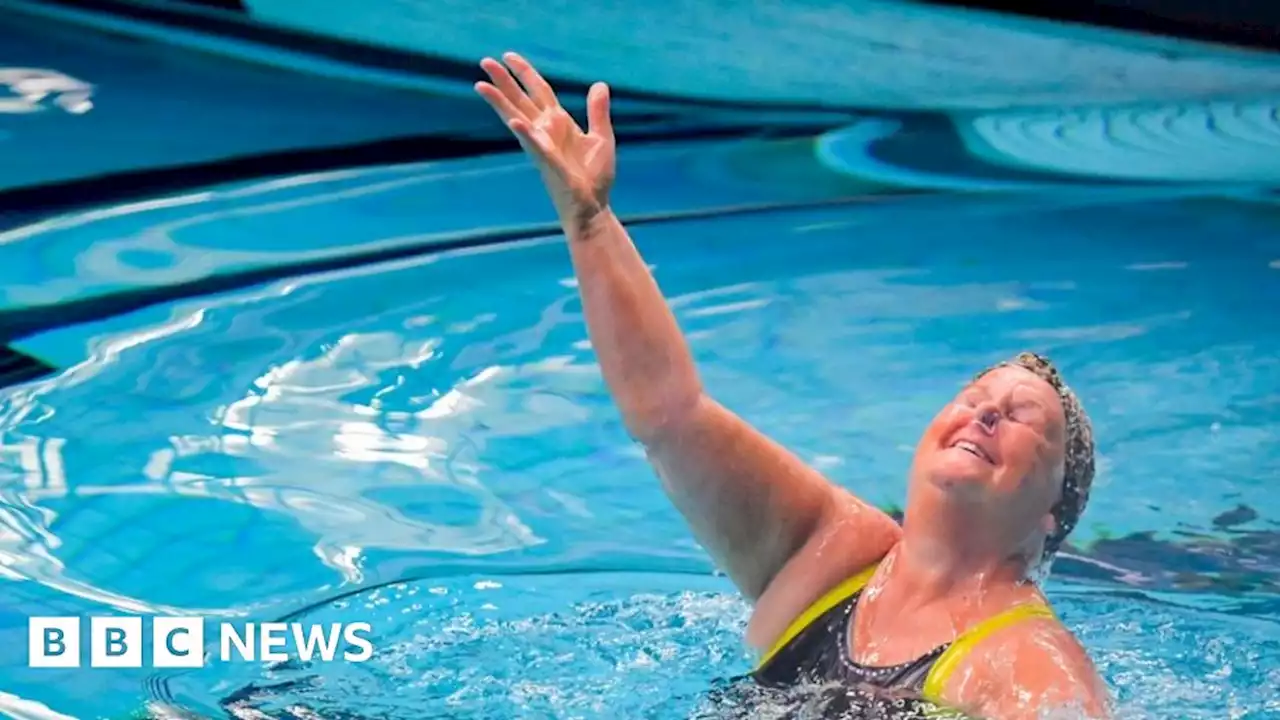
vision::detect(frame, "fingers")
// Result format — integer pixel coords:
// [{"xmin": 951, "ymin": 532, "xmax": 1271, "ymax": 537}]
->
[
  {"xmin": 508, "ymin": 117, "xmax": 568, "ymax": 175},
  {"xmin": 586, "ymin": 82, "xmax": 614, "ymax": 141},
  {"xmin": 503, "ymin": 52, "xmax": 559, "ymax": 110},
  {"xmin": 478, "ymin": 57, "xmax": 539, "ymax": 120},
  {"xmin": 473, "ymin": 81, "xmax": 525, "ymax": 127}
]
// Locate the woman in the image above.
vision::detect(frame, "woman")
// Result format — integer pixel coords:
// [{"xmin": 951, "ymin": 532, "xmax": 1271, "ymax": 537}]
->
[{"xmin": 474, "ymin": 53, "xmax": 1112, "ymax": 720}]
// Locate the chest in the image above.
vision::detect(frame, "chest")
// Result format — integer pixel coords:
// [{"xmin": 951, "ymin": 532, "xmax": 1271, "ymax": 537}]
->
[
  {"xmin": 848, "ymin": 589, "xmax": 965, "ymax": 667},
  {"xmin": 751, "ymin": 591, "xmax": 947, "ymax": 694}
]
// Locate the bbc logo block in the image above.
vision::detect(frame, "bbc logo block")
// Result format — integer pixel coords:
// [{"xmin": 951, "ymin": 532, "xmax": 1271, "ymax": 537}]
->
[
  {"xmin": 28, "ymin": 616, "xmax": 206, "ymax": 668},
  {"xmin": 27, "ymin": 617, "xmax": 79, "ymax": 668},
  {"xmin": 154, "ymin": 617, "xmax": 205, "ymax": 668},
  {"xmin": 28, "ymin": 616, "xmax": 373, "ymax": 668},
  {"xmin": 90, "ymin": 616, "xmax": 142, "ymax": 668}
]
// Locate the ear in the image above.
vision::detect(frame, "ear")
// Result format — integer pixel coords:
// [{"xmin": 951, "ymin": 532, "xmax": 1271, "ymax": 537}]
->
[{"xmin": 1040, "ymin": 512, "xmax": 1057, "ymax": 537}]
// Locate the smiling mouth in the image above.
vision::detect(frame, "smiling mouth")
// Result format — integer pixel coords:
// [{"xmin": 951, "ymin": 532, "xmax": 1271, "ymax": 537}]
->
[{"xmin": 951, "ymin": 440, "xmax": 994, "ymax": 464}]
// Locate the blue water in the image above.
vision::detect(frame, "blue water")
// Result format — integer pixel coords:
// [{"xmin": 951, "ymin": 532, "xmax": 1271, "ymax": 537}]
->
[
  {"xmin": 2, "ymin": 4, "xmax": 1280, "ymax": 720},
  {"xmin": 0, "ymin": 8, "xmax": 489, "ymax": 193}
]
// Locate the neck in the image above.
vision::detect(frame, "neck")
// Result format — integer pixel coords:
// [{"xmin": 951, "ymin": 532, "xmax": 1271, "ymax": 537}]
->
[{"xmin": 893, "ymin": 497, "xmax": 1030, "ymax": 605}]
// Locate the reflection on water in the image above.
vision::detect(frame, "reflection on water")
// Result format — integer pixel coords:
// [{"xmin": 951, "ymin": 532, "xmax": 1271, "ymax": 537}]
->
[
  {"xmin": 0, "ymin": 7, "xmax": 507, "ymax": 195},
  {"xmin": 0, "ymin": 282, "xmax": 551, "ymax": 616},
  {"xmin": 0, "ymin": 67, "xmax": 92, "ymax": 115}
]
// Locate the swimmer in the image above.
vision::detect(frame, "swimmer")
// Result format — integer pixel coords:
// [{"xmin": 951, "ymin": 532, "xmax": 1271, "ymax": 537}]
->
[{"xmin": 474, "ymin": 53, "xmax": 1112, "ymax": 720}]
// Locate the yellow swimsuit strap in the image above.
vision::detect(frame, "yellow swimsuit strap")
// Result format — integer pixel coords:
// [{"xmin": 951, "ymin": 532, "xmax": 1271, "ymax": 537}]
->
[
  {"xmin": 921, "ymin": 601, "xmax": 1058, "ymax": 702},
  {"xmin": 756, "ymin": 563, "xmax": 1058, "ymax": 704},
  {"xmin": 756, "ymin": 563, "xmax": 880, "ymax": 669}
]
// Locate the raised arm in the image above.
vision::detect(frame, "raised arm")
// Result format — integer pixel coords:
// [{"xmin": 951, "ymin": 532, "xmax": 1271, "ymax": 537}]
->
[{"xmin": 473, "ymin": 53, "xmax": 902, "ymax": 648}]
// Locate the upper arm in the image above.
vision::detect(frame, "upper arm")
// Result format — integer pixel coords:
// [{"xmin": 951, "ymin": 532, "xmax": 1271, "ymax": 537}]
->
[
  {"xmin": 942, "ymin": 618, "xmax": 1112, "ymax": 720},
  {"xmin": 745, "ymin": 490, "xmax": 901, "ymax": 652},
  {"xmin": 645, "ymin": 395, "xmax": 901, "ymax": 647}
]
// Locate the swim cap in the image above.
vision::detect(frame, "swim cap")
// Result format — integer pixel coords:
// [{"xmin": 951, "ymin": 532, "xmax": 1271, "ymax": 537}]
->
[{"xmin": 976, "ymin": 352, "xmax": 1096, "ymax": 565}]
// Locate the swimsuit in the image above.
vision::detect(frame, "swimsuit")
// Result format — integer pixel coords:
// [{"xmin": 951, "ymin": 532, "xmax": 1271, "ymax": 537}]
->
[{"xmin": 727, "ymin": 563, "xmax": 1057, "ymax": 718}]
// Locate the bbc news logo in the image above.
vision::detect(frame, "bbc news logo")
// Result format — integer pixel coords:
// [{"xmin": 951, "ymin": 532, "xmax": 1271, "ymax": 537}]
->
[{"xmin": 28, "ymin": 617, "xmax": 374, "ymax": 668}]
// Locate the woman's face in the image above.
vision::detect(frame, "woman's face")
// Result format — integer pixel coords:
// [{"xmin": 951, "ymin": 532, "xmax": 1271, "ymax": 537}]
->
[{"xmin": 909, "ymin": 365, "xmax": 1068, "ymax": 551}]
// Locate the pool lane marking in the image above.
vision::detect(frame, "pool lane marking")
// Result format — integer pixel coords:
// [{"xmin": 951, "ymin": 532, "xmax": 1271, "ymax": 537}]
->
[{"xmin": 0, "ymin": 191, "xmax": 932, "ymax": 349}]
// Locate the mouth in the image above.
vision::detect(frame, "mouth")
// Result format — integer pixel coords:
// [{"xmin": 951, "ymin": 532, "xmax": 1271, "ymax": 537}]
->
[{"xmin": 950, "ymin": 439, "xmax": 994, "ymax": 464}]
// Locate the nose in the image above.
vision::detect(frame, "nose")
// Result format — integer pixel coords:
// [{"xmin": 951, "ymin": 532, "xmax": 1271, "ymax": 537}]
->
[{"xmin": 975, "ymin": 404, "xmax": 1001, "ymax": 434}]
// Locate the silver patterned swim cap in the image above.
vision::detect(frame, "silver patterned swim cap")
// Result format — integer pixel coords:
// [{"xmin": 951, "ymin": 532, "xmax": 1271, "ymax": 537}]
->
[{"xmin": 976, "ymin": 352, "xmax": 1096, "ymax": 565}]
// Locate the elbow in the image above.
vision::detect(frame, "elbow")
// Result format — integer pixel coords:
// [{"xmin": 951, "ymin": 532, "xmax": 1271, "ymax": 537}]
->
[{"xmin": 620, "ymin": 387, "xmax": 706, "ymax": 448}]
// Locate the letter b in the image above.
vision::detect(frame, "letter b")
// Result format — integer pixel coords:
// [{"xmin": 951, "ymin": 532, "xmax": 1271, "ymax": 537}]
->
[
  {"xmin": 105, "ymin": 628, "xmax": 128, "ymax": 656},
  {"xmin": 91, "ymin": 617, "xmax": 141, "ymax": 668},
  {"xmin": 46, "ymin": 628, "xmax": 65, "ymax": 655},
  {"xmin": 28, "ymin": 618, "xmax": 80, "ymax": 668}
]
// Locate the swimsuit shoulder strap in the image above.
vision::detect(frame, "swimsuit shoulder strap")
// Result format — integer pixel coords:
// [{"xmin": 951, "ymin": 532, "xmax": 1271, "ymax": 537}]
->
[
  {"xmin": 921, "ymin": 601, "xmax": 1058, "ymax": 701},
  {"xmin": 756, "ymin": 563, "xmax": 880, "ymax": 669}
]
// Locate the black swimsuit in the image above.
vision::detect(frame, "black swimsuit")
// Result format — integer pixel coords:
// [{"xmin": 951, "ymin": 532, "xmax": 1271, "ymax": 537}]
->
[
  {"xmin": 753, "ymin": 583, "xmax": 947, "ymax": 693},
  {"xmin": 699, "ymin": 564, "xmax": 1052, "ymax": 719},
  {"xmin": 692, "ymin": 581, "xmax": 951, "ymax": 719}
]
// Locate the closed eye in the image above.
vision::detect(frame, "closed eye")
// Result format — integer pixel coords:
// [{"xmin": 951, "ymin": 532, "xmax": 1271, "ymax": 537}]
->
[{"xmin": 1009, "ymin": 402, "xmax": 1047, "ymax": 426}]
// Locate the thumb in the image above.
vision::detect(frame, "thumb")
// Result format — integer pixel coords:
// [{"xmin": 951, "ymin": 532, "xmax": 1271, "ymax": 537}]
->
[{"xmin": 586, "ymin": 82, "xmax": 613, "ymax": 141}]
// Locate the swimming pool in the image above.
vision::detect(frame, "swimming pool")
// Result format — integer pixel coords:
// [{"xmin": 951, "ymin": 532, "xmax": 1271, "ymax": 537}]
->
[
  {"xmin": 2, "ymin": 156, "xmax": 1278, "ymax": 717},
  {"xmin": 2, "ymin": 4, "xmax": 1280, "ymax": 720}
]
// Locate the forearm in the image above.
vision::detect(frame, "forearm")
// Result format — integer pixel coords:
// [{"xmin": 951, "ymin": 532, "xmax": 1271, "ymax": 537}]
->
[{"xmin": 562, "ymin": 207, "xmax": 703, "ymax": 443}]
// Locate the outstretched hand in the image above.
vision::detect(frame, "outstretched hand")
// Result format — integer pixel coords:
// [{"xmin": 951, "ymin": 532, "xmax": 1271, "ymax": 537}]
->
[{"xmin": 475, "ymin": 53, "xmax": 616, "ymax": 226}]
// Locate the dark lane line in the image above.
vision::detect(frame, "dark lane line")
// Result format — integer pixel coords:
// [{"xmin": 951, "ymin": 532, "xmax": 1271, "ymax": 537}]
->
[
  {"xmin": 0, "ymin": 135, "xmax": 514, "ymax": 221},
  {"xmin": 0, "ymin": 191, "xmax": 929, "ymax": 349},
  {"xmin": 0, "ymin": 125, "xmax": 833, "ymax": 221}
]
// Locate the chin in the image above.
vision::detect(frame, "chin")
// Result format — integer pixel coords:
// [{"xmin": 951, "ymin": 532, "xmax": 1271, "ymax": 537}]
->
[
  {"xmin": 941, "ymin": 447, "xmax": 992, "ymax": 471},
  {"xmin": 923, "ymin": 461, "xmax": 992, "ymax": 496},
  {"xmin": 927, "ymin": 472, "xmax": 984, "ymax": 493}
]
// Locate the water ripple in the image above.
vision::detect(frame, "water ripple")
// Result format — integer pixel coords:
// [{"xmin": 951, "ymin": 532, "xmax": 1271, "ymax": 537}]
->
[{"xmin": 146, "ymin": 574, "xmax": 1280, "ymax": 719}]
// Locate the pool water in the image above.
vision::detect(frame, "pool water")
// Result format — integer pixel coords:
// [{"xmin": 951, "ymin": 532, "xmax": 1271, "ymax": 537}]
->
[
  {"xmin": 3, "ymin": 4, "xmax": 1280, "ymax": 719},
  {"xmin": 1, "ymin": 165, "xmax": 1279, "ymax": 718}
]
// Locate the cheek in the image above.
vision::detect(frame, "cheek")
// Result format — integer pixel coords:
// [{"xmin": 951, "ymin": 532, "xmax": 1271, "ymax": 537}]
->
[
  {"xmin": 1000, "ymin": 432, "xmax": 1051, "ymax": 484},
  {"xmin": 926, "ymin": 404, "xmax": 966, "ymax": 435},
  {"xmin": 1008, "ymin": 445, "xmax": 1059, "ymax": 502},
  {"xmin": 914, "ymin": 408, "xmax": 962, "ymax": 460}
]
